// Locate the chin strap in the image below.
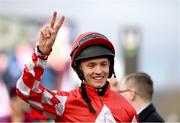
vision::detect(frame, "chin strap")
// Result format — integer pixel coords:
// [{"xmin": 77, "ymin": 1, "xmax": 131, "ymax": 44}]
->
[
  {"xmin": 96, "ymin": 81, "xmax": 109, "ymax": 96},
  {"xmin": 81, "ymin": 83, "xmax": 96, "ymax": 113},
  {"xmin": 81, "ymin": 81, "xmax": 110, "ymax": 113}
]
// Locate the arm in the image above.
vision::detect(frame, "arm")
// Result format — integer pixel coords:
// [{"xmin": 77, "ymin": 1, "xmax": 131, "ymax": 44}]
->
[{"xmin": 16, "ymin": 11, "xmax": 66, "ymax": 119}]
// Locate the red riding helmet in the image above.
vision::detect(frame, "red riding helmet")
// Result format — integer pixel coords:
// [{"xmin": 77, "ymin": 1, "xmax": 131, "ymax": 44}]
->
[{"xmin": 70, "ymin": 32, "xmax": 115, "ymax": 81}]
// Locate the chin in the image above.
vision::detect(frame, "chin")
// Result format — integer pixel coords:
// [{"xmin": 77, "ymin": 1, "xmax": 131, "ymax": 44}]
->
[{"xmin": 94, "ymin": 83, "xmax": 106, "ymax": 89}]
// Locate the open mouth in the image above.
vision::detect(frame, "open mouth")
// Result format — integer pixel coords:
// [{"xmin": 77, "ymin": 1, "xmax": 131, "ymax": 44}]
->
[
  {"xmin": 92, "ymin": 76, "xmax": 106, "ymax": 83},
  {"xmin": 93, "ymin": 76, "xmax": 104, "ymax": 80}
]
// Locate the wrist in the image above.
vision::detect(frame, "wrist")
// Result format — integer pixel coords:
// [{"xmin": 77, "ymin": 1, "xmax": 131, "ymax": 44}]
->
[{"xmin": 35, "ymin": 45, "xmax": 52, "ymax": 60}]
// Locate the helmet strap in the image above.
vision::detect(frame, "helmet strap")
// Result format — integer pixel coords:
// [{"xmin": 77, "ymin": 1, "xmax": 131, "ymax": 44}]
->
[
  {"xmin": 74, "ymin": 62, "xmax": 84, "ymax": 81},
  {"xmin": 96, "ymin": 81, "xmax": 109, "ymax": 96},
  {"xmin": 81, "ymin": 83, "xmax": 96, "ymax": 113},
  {"xmin": 113, "ymin": 72, "xmax": 116, "ymax": 78}
]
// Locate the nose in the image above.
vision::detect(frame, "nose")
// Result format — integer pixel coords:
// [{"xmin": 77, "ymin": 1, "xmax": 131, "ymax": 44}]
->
[{"xmin": 94, "ymin": 65, "xmax": 103, "ymax": 74}]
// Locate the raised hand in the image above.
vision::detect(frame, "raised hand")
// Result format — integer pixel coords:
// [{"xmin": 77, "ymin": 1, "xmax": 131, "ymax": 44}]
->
[{"xmin": 38, "ymin": 11, "xmax": 65, "ymax": 53}]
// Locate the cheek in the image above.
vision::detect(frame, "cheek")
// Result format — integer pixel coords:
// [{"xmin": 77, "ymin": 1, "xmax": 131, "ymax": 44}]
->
[
  {"xmin": 83, "ymin": 69, "xmax": 91, "ymax": 75},
  {"xmin": 104, "ymin": 67, "xmax": 110, "ymax": 74},
  {"xmin": 82, "ymin": 69, "xmax": 92, "ymax": 80}
]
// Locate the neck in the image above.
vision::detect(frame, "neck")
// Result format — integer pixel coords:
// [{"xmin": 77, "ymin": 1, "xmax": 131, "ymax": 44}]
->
[
  {"xmin": 96, "ymin": 81, "xmax": 109, "ymax": 96},
  {"xmin": 133, "ymin": 99, "xmax": 151, "ymax": 114}
]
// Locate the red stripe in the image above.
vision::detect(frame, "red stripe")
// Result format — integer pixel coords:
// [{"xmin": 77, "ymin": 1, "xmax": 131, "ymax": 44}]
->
[
  {"xmin": 38, "ymin": 84, "xmax": 45, "ymax": 92},
  {"xmin": 51, "ymin": 96, "xmax": 60, "ymax": 104},
  {"xmin": 34, "ymin": 66, "xmax": 44, "ymax": 81},
  {"xmin": 23, "ymin": 66, "xmax": 35, "ymax": 88},
  {"xmin": 32, "ymin": 53, "xmax": 38, "ymax": 64},
  {"xmin": 46, "ymin": 88, "xmax": 55, "ymax": 96},
  {"xmin": 29, "ymin": 108, "xmax": 48, "ymax": 120},
  {"xmin": 16, "ymin": 89, "xmax": 29, "ymax": 102},
  {"xmin": 29, "ymin": 91, "xmax": 43, "ymax": 102},
  {"xmin": 42, "ymin": 103, "xmax": 56, "ymax": 114}
]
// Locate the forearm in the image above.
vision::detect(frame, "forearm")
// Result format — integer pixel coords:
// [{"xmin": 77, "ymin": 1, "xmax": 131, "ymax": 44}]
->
[
  {"xmin": 16, "ymin": 46, "xmax": 53, "ymax": 116},
  {"xmin": 16, "ymin": 46, "xmax": 47, "ymax": 95},
  {"xmin": 16, "ymin": 11, "xmax": 65, "ymax": 119},
  {"xmin": 16, "ymin": 46, "xmax": 67, "ymax": 119}
]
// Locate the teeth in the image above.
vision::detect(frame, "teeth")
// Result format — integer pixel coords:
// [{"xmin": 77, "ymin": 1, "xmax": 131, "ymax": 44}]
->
[{"xmin": 94, "ymin": 77, "xmax": 103, "ymax": 80}]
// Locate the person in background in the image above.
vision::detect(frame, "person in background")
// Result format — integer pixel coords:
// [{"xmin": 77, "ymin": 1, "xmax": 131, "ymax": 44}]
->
[
  {"xmin": 9, "ymin": 87, "xmax": 33, "ymax": 122},
  {"xmin": 16, "ymin": 11, "xmax": 138, "ymax": 122},
  {"xmin": 0, "ymin": 51, "xmax": 11, "ymax": 122},
  {"xmin": 107, "ymin": 78, "xmax": 119, "ymax": 92},
  {"xmin": 119, "ymin": 72, "xmax": 164, "ymax": 122}
]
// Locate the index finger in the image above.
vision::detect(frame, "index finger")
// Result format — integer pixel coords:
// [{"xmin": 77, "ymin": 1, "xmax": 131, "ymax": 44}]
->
[{"xmin": 50, "ymin": 11, "xmax": 57, "ymax": 28}]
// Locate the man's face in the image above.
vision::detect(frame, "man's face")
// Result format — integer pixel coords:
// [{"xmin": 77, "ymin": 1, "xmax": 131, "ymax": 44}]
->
[{"xmin": 80, "ymin": 58, "xmax": 110, "ymax": 88}]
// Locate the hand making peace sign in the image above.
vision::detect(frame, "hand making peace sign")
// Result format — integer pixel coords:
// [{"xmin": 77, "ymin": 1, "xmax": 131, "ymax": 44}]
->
[{"xmin": 38, "ymin": 11, "xmax": 65, "ymax": 53}]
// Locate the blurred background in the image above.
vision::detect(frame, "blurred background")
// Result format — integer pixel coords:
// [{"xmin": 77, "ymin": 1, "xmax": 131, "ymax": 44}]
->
[{"xmin": 0, "ymin": 0, "xmax": 179, "ymax": 122}]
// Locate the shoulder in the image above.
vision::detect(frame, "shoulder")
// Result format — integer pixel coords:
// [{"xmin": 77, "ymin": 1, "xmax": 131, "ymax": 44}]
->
[
  {"xmin": 110, "ymin": 91, "xmax": 132, "ymax": 105},
  {"xmin": 139, "ymin": 104, "xmax": 164, "ymax": 122},
  {"xmin": 56, "ymin": 87, "xmax": 82, "ymax": 98},
  {"xmin": 107, "ymin": 91, "xmax": 138, "ymax": 122},
  {"xmin": 109, "ymin": 90, "xmax": 136, "ymax": 112}
]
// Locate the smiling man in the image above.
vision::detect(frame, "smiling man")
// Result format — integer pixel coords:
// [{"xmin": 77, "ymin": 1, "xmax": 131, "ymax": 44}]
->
[{"xmin": 16, "ymin": 11, "xmax": 138, "ymax": 122}]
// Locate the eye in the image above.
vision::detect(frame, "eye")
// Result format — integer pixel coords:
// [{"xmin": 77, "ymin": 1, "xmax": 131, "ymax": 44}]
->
[
  {"xmin": 87, "ymin": 63, "xmax": 95, "ymax": 68},
  {"xmin": 101, "ymin": 62, "xmax": 109, "ymax": 67}
]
